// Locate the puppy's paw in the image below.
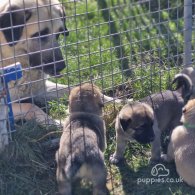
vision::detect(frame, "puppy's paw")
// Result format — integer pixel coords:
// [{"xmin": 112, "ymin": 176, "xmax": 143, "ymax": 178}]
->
[
  {"xmin": 148, "ymin": 157, "xmax": 161, "ymax": 165},
  {"xmin": 161, "ymin": 154, "xmax": 170, "ymax": 162},
  {"xmin": 109, "ymin": 154, "xmax": 123, "ymax": 164},
  {"xmin": 161, "ymin": 154, "xmax": 174, "ymax": 163}
]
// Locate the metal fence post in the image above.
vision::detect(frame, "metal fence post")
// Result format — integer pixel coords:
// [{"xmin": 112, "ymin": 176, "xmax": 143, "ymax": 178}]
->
[
  {"xmin": 0, "ymin": 71, "xmax": 8, "ymax": 146},
  {"xmin": 184, "ymin": 0, "xmax": 192, "ymax": 66}
]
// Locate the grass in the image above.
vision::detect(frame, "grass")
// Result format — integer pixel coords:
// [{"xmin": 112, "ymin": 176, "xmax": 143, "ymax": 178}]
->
[{"xmin": 1, "ymin": 0, "xmax": 195, "ymax": 194}]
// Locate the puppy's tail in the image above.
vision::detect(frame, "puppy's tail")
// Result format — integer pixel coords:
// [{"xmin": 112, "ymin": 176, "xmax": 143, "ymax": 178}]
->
[
  {"xmin": 64, "ymin": 154, "xmax": 83, "ymax": 180},
  {"xmin": 172, "ymin": 73, "xmax": 193, "ymax": 102},
  {"xmin": 65, "ymin": 150, "xmax": 104, "ymax": 180}
]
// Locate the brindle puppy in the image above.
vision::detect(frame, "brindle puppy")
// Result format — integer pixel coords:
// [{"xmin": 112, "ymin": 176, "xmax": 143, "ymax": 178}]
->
[{"xmin": 56, "ymin": 83, "xmax": 108, "ymax": 195}]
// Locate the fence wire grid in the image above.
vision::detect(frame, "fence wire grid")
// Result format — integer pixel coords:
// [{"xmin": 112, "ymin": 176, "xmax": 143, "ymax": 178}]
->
[{"xmin": 0, "ymin": 0, "xmax": 195, "ymax": 194}]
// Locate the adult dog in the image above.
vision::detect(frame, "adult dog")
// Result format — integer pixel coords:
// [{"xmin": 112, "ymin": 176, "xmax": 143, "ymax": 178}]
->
[
  {"xmin": 0, "ymin": 0, "xmax": 121, "ymax": 126},
  {"xmin": 0, "ymin": 0, "xmax": 69, "ymax": 151},
  {"xmin": 0, "ymin": 0, "xmax": 69, "ymax": 124},
  {"xmin": 0, "ymin": 0, "xmax": 123, "ymax": 152}
]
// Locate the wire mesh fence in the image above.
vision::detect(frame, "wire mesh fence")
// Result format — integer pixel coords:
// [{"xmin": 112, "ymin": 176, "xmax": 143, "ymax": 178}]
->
[{"xmin": 0, "ymin": 0, "xmax": 195, "ymax": 194}]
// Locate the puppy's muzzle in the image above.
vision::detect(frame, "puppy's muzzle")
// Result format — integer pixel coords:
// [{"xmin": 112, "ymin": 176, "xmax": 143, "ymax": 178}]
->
[{"xmin": 133, "ymin": 127, "xmax": 155, "ymax": 144}]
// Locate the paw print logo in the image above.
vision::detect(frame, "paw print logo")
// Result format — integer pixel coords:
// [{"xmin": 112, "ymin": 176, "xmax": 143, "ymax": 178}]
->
[{"xmin": 151, "ymin": 163, "xmax": 170, "ymax": 177}]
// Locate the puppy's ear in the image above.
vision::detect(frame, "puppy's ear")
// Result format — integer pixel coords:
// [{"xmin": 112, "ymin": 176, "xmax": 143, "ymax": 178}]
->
[
  {"xmin": 0, "ymin": 6, "xmax": 31, "ymax": 46},
  {"xmin": 120, "ymin": 118, "xmax": 131, "ymax": 131}
]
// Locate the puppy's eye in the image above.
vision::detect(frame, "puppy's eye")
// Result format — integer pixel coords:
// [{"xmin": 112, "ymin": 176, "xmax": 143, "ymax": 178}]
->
[
  {"xmin": 182, "ymin": 108, "xmax": 186, "ymax": 113},
  {"xmin": 31, "ymin": 28, "xmax": 49, "ymax": 41}
]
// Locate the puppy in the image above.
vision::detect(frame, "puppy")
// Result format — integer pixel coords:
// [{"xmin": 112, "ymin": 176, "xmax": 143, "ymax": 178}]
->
[
  {"xmin": 162, "ymin": 99, "xmax": 195, "ymax": 187},
  {"xmin": 109, "ymin": 102, "xmax": 155, "ymax": 164},
  {"xmin": 181, "ymin": 67, "xmax": 195, "ymax": 98},
  {"xmin": 110, "ymin": 74, "xmax": 193, "ymax": 164},
  {"xmin": 56, "ymin": 83, "xmax": 108, "ymax": 195}
]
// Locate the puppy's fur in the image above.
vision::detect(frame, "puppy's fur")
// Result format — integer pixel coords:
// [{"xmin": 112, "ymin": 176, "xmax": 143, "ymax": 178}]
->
[
  {"xmin": 162, "ymin": 99, "xmax": 195, "ymax": 187},
  {"xmin": 181, "ymin": 67, "xmax": 195, "ymax": 98},
  {"xmin": 110, "ymin": 74, "xmax": 193, "ymax": 164},
  {"xmin": 109, "ymin": 102, "xmax": 155, "ymax": 164},
  {"xmin": 56, "ymin": 83, "xmax": 108, "ymax": 195}
]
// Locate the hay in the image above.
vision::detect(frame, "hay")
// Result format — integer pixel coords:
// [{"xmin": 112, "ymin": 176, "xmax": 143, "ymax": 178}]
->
[
  {"xmin": 103, "ymin": 103, "xmax": 124, "ymax": 129},
  {"xmin": 0, "ymin": 120, "xmax": 61, "ymax": 195}
]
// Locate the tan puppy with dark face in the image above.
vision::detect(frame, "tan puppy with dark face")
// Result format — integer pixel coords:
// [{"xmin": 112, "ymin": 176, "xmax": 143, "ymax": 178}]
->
[
  {"xmin": 110, "ymin": 74, "xmax": 193, "ymax": 164},
  {"xmin": 109, "ymin": 102, "xmax": 155, "ymax": 164},
  {"xmin": 162, "ymin": 99, "xmax": 195, "ymax": 187},
  {"xmin": 56, "ymin": 83, "xmax": 108, "ymax": 195}
]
